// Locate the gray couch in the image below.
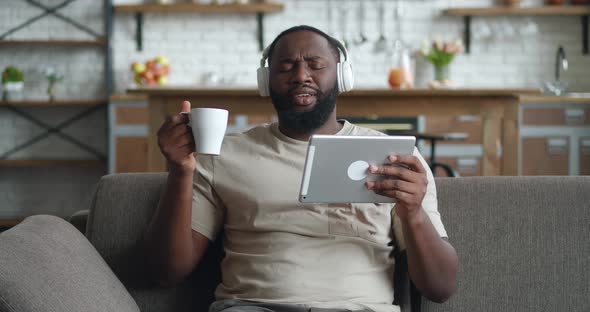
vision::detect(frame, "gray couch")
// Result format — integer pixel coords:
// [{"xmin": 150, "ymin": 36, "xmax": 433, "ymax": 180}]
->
[{"xmin": 1, "ymin": 173, "xmax": 589, "ymax": 312}]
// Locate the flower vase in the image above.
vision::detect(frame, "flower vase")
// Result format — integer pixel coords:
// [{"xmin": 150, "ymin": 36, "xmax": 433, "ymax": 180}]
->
[
  {"xmin": 2, "ymin": 81, "xmax": 24, "ymax": 101},
  {"xmin": 434, "ymin": 64, "xmax": 449, "ymax": 82},
  {"xmin": 47, "ymin": 82, "xmax": 57, "ymax": 102}
]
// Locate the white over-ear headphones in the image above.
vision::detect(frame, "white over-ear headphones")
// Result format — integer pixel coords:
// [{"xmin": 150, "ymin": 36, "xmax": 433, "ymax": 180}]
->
[{"xmin": 256, "ymin": 36, "xmax": 354, "ymax": 97}]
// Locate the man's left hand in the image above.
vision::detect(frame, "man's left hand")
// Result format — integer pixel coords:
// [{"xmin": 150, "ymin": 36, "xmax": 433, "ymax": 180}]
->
[{"xmin": 366, "ymin": 154, "xmax": 428, "ymax": 221}]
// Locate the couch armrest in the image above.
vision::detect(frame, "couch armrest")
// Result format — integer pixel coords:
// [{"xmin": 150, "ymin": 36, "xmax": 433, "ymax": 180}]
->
[{"xmin": 0, "ymin": 215, "xmax": 139, "ymax": 312}]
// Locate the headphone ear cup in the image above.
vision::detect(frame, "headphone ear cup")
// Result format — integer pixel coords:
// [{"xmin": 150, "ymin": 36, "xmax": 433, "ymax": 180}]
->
[
  {"xmin": 337, "ymin": 61, "xmax": 354, "ymax": 93},
  {"xmin": 257, "ymin": 67, "xmax": 270, "ymax": 97}
]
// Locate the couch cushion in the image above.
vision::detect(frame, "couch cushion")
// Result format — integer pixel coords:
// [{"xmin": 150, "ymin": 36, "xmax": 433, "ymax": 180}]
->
[
  {"xmin": 423, "ymin": 176, "xmax": 590, "ymax": 312},
  {"xmin": 0, "ymin": 215, "xmax": 139, "ymax": 312}
]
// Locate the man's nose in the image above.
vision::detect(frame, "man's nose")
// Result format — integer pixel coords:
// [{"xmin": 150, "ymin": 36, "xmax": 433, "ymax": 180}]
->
[{"xmin": 291, "ymin": 63, "xmax": 312, "ymax": 85}]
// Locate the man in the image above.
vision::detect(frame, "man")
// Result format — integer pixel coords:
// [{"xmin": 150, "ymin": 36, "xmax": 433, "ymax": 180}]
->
[{"xmin": 145, "ymin": 25, "xmax": 458, "ymax": 312}]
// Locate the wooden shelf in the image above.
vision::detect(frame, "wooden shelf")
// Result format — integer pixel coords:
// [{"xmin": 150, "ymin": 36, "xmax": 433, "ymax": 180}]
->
[
  {"xmin": 444, "ymin": 6, "xmax": 589, "ymax": 54},
  {"xmin": 109, "ymin": 93, "xmax": 148, "ymax": 102},
  {"xmin": 0, "ymin": 39, "xmax": 106, "ymax": 46},
  {"xmin": 114, "ymin": 2, "xmax": 283, "ymax": 14},
  {"xmin": 444, "ymin": 6, "xmax": 590, "ymax": 16},
  {"xmin": 0, "ymin": 159, "xmax": 105, "ymax": 167},
  {"xmin": 114, "ymin": 1, "xmax": 283, "ymax": 51},
  {"xmin": 0, "ymin": 100, "xmax": 108, "ymax": 107}
]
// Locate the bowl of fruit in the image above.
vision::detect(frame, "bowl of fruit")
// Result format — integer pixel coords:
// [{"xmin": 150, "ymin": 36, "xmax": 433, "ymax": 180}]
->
[{"xmin": 131, "ymin": 55, "xmax": 170, "ymax": 86}]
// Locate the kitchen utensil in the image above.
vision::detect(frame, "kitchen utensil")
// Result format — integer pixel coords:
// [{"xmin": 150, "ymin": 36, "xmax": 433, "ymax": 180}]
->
[
  {"xmin": 338, "ymin": 3, "xmax": 351, "ymax": 48},
  {"xmin": 327, "ymin": 0, "xmax": 334, "ymax": 36},
  {"xmin": 392, "ymin": 0, "xmax": 404, "ymax": 43},
  {"xmin": 353, "ymin": 1, "xmax": 368, "ymax": 46},
  {"xmin": 373, "ymin": 1, "xmax": 387, "ymax": 53}
]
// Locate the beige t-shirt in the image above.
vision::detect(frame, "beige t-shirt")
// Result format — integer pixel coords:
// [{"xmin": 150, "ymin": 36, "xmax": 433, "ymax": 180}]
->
[{"xmin": 192, "ymin": 120, "xmax": 448, "ymax": 312}]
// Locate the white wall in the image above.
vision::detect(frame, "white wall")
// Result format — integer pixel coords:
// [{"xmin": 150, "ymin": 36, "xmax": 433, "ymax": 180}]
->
[
  {"xmin": 0, "ymin": 0, "xmax": 589, "ymax": 218},
  {"xmin": 112, "ymin": 0, "xmax": 590, "ymax": 92}
]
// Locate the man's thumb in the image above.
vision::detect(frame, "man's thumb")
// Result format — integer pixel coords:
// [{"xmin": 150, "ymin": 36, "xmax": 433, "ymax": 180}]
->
[{"xmin": 180, "ymin": 100, "xmax": 191, "ymax": 113}]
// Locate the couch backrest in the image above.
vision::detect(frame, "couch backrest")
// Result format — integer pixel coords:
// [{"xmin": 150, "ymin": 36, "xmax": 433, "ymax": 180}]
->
[
  {"xmin": 88, "ymin": 174, "xmax": 590, "ymax": 312},
  {"xmin": 424, "ymin": 176, "xmax": 590, "ymax": 312},
  {"xmin": 87, "ymin": 173, "xmax": 222, "ymax": 312}
]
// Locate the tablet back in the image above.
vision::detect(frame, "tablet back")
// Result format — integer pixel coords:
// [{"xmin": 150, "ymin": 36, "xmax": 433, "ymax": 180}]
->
[{"xmin": 299, "ymin": 135, "xmax": 416, "ymax": 203}]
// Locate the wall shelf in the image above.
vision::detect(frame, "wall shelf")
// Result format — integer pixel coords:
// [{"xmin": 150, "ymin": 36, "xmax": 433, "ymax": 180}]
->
[
  {"xmin": 113, "ymin": 2, "xmax": 284, "ymax": 51},
  {"xmin": 444, "ymin": 6, "xmax": 590, "ymax": 16},
  {"xmin": 1, "ymin": 102, "xmax": 108, "ymax": 162},
  {"xmin": 443, "ymin": 6, "xmax": 590, "ymax": 54},
  {"xmin": 0, "ymin": 39, "xmax": 106, "ymax": 46},
  {"xmin": 0, "ymin": 159, "xmax": 105, "ymax": 167},
  {"xmin": 0, "ymin": 100, "xmax": 108, "ymax": 107},
  {"xmin": 114, "ymin": 2, "xmax": 283, "ymax": 14}
]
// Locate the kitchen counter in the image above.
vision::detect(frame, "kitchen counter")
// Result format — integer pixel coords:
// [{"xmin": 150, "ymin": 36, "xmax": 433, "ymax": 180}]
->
[
  {"xmin": 130, "ymin": 87, "xmax": 540, "ymax": 97},
  {"xmin": 129, "ymin": 87, "xmax": 542, "ymax": 175},
  {"xmin": 520, "ymin": 94, "xmax": 590, "ymax": 103}
]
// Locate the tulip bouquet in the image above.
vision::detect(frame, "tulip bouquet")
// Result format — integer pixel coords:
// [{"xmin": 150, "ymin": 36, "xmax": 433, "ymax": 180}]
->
[{"xmin": 421, "ymin": 39, "xmax": 463, "ymax": 86}]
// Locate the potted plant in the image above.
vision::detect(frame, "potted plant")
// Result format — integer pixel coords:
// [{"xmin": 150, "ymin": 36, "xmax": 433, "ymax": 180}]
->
[{"xmin": 1, "ymin": 66, "xmax": 24, "ymax": 101}]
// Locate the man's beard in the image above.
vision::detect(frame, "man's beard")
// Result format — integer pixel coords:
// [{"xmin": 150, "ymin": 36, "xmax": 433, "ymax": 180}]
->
[{"xmin": 270, "ymin": 83, "xmax": 338, "ymax": 134}]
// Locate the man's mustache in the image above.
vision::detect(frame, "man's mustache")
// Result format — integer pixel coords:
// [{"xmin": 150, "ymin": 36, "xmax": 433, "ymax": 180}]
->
[{"xmin": 288, "ymin": 85, "xmax": 320, "ymax": 95}]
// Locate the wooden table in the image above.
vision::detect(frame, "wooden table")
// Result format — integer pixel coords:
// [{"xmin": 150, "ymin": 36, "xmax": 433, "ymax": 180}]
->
[{"xmin": 129, "ymin": 87, "xmax": 541, "ymax": 175}]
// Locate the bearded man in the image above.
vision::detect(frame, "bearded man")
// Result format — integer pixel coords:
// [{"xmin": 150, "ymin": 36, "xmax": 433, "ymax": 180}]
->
[{"xmin": 146, "ymin": 25, "xmax": 458, "ymax": 312}]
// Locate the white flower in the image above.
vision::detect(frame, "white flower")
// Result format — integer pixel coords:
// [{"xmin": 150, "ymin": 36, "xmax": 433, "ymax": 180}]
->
[{"xmin": 421, "ymin": 39, "xmax": 431, "ymax": 55}]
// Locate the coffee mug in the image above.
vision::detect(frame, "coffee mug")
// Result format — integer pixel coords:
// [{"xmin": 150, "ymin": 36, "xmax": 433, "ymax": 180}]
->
[{"xmin": 181, "ymin": 108, "xmax": 228, "ymax": 155}]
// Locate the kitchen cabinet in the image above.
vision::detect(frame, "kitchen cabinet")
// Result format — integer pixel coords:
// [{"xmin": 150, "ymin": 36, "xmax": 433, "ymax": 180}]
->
[
  {"xmin": 521, "ymin": 137, "xmax": 570, "ymax": 175},
  {"xmin": 522, "ymin": 107, "xmax": 590, "ymax": 126},
  {"xmin": 520, "ymin": 96, "xmax": 590, "ymax": 176},
  {"xmin": 108, "ymin": 94, "xmax": 149, "ymax": 173},
  {"xmin": 127, "ymin": 87, "xmax": 541, "ymax": 176},
  {"xmin": 110, "ymin": 91, "xmax": 590, "ymax": 177},
  {"xmin": 424, "ymin": 115, "xmax": 482, "ymax": 145}
]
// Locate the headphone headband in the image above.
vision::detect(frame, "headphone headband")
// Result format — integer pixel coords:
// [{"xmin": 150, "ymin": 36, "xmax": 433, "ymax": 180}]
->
[{"xmin": 259, "ymin": 36, "xmax": 349, "ymax": 68}]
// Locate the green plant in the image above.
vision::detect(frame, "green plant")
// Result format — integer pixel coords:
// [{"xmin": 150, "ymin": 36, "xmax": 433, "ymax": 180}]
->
[
  {"xmin": 421, "ymin": 39, "xmax": 464, "ymax": 67},
  {"xmin": 2, "ymin": 66, "xmax": 24, "ymax": 84}
]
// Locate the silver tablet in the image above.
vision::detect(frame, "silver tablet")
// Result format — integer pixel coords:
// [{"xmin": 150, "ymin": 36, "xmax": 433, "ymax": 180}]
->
[{"xmin": 299, "ymin": 135, "xmax": 416, "ymax": 203}]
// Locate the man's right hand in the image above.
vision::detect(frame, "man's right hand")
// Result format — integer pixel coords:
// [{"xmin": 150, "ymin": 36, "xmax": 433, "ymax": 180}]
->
[{"xmin": 157, "ymin": 100, "xmax": 196, "ymax": 173}]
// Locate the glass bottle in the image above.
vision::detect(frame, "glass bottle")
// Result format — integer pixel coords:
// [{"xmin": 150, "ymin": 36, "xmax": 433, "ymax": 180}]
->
[{"xmin": 388, "ymin": 40, "xmax": 414, "ymax": 90}]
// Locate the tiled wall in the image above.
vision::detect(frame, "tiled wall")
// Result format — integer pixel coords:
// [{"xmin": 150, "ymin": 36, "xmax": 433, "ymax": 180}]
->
[
  {"xmin": 111, "ymin": 0, "xmax": 590, "ymax": 91},
  {"xmin": 1, "ymin": 0, "xmax": 589, "ymax": 218}
]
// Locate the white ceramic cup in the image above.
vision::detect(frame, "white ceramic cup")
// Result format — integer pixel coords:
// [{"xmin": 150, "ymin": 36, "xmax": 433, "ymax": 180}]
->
[{"xmin": 182, "ymin": 108, "xmax": 228, "ymax": 155}]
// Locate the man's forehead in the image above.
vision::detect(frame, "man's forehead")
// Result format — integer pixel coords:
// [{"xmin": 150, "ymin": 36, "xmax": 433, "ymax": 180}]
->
[{"xmin": 273, "ymin": 31, "xmax": 333, "ymax": 58}]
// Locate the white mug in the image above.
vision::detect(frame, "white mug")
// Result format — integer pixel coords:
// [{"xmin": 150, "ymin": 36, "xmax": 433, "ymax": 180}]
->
[{"xmin": 182, "ymin": 108, "xmax": 228, "ymax": 155}]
